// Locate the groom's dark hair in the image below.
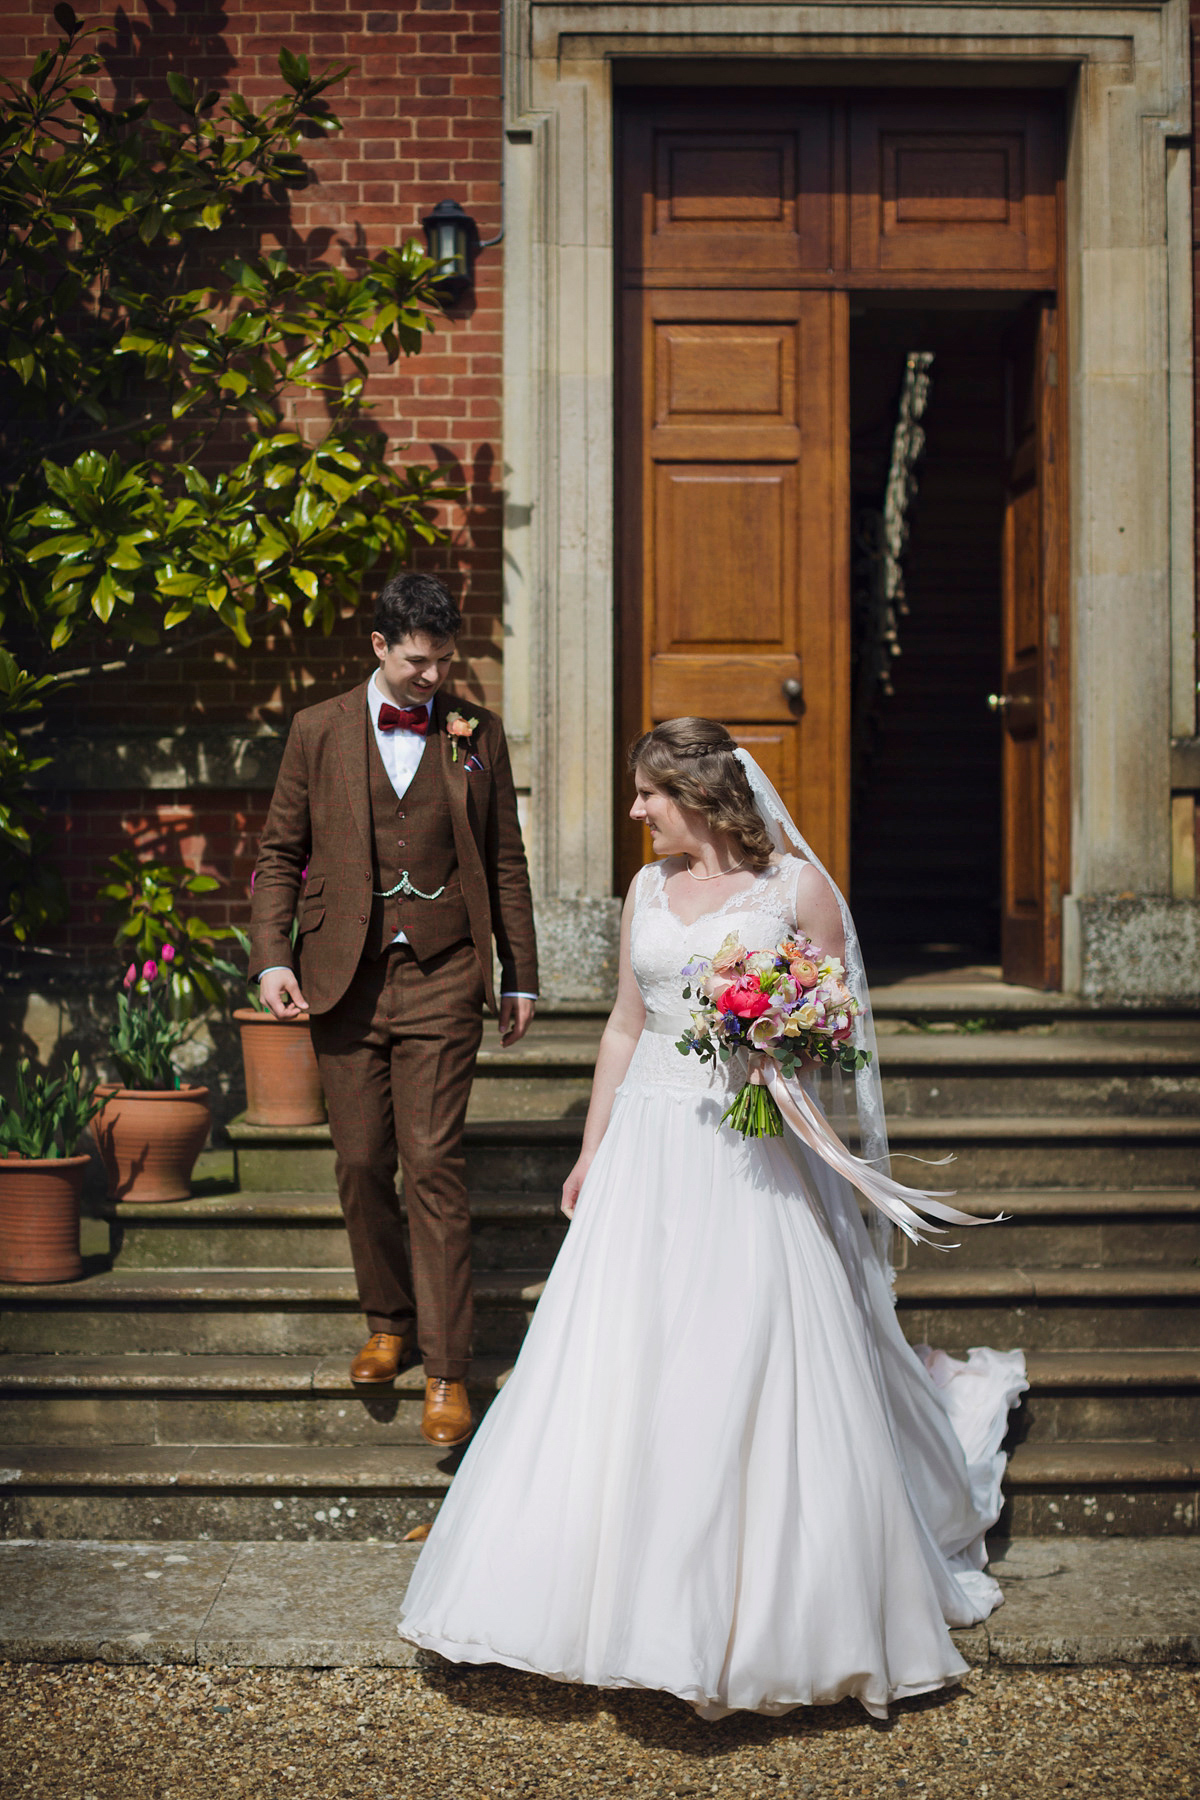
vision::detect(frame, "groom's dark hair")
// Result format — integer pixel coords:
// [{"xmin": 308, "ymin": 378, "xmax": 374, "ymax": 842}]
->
[{"xmin": 374, "ymin": 572, "xmax": 462, "ymax": 646}]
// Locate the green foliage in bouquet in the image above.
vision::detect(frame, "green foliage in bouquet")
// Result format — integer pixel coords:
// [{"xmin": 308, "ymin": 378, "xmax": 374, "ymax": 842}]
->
[
  {"xmin": 0, "ymin": 1052, "xmax": 101, "ymax": 1157},
  {"xmin": 0, "ymin": 7, "xmax": 458, "ymax": 943}
]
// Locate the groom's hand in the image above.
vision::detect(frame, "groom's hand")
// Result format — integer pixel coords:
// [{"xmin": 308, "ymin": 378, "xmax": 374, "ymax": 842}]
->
[
  {"xmin": 259, "ymin": 968, "xmax": 310, "ymax": 1020},
  {"xmin": 498, "ymin": 996, "xmax": 535, "ymax": 1046}
]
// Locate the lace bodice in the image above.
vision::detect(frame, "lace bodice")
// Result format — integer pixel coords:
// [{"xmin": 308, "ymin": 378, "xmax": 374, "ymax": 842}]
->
[{"xmin": 619, "ymin": 857, "xmax": 806, "ymax": 1104}]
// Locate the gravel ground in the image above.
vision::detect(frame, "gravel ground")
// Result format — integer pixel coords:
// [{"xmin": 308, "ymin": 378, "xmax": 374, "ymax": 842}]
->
[{"xmin": 1, "ymin": 1660, "xmax": 1197, "ymax": 1799}]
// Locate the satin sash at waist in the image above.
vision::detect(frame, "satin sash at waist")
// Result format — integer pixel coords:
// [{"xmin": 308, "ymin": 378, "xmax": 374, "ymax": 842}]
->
[{"xmin": 643, "ymin": 1013, "xmax": 690, "ymax": 1037}]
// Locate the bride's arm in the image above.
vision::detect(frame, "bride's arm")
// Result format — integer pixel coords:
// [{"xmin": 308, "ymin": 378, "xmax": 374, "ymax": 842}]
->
[
  {"xmin": 560, "ymin": 878, "xmax": 646, "ymax": 1218},
  {"xmin": 792, "ymin": 858, "xmax": 846, "ymax": 964},
  {"xmin": 789, "ymin": 860, "xmax": 848, "ymax": 1071}
]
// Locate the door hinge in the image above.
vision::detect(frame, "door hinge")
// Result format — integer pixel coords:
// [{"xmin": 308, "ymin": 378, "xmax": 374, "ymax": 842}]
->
[
  {"xmin": 1047, "ymin": 614, "xmax": 1060, "ymax": 648},
  {"xmin": 1046, "ymin": 352, "xmax": 1058, "ymax": 388},
  {"xmin": 1049, "ymin": 881, "xmax": 1062, "ymax": 916}
]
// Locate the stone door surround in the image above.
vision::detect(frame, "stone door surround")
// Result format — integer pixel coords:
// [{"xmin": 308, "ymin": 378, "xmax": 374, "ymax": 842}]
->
[{"xmin": 500, "ymin": 0, "xmax": 1194, "ymax": 1000}]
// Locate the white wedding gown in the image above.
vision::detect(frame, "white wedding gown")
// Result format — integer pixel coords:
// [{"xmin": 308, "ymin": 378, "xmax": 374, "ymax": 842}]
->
[{"xmin": 398, "ymin": 857, "xmax": 1027, "ymax": 1719}]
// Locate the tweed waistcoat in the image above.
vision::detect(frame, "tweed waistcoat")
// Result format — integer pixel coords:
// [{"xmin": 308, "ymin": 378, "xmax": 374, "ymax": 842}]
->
[{"xmin": 363, "ymin": 723, "xmax": 472, "ymax": 962}]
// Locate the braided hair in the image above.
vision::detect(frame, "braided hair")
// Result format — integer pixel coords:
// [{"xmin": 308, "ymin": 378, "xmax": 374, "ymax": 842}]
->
[{"xmin": 628, "ymin": 718, "xmax": 775, "ymax": 871}]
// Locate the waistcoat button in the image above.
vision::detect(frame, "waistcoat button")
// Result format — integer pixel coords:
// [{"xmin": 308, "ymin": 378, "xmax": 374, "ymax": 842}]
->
[
  {"xmin": 358, "ymin": 913, "xmax": 366, "ymax": 924},
  {"xmin": 398, "ymin": 839, "xmax": 406, "ymax": 848}
]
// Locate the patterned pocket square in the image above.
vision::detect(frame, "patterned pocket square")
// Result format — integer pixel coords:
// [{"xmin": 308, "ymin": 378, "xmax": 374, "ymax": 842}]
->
[{"xmin": 465, "ymin": 753, "xmax": 485, "ymax": 773}]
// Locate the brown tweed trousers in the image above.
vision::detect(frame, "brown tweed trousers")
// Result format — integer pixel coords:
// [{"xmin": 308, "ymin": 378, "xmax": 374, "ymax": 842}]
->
[{"xmin": 248, "ymin": 681, "xmax": 538, "ymax": 1379}]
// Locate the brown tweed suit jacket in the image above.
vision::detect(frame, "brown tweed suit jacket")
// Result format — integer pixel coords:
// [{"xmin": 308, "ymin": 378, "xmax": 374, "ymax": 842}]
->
[{"xmin": 248, "ymin": 681, "xmax": 538, "ymax": 1015}]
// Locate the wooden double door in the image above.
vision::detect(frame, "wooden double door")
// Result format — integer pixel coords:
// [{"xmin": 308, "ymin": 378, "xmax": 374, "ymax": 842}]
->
[{"xmin": 617, "ymin": 88, "xmax": 1069, "ymax": 987}]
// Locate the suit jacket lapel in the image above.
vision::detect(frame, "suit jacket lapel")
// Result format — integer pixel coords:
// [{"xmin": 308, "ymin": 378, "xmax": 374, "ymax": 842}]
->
[
  {"xmin": 334, "ymin": 680, "xmax": 372, "ymax": 854},
  {"xmin": 434, "ymin": 689, "xmax": 489, "ymax": 904},
  {"xmin": 434, "ymin": 688, "xmax": 472, "ymax": 852}
]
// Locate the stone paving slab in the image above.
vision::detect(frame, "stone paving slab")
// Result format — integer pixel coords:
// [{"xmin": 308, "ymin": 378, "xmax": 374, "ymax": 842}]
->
[
  {"xmin": 986, "ymin": 1538, "xmax": 1200, "ymax": 1664},
  {"xmin": 0, "ymin": 1537, "xmax": 1197, "ymax": 1671},
  {"xmin": 196, "ymin": 1540, "xmax": 423, "ymax": 1666},
  {"xmin": 0, "ymin": 1540, "xmax": 241, "ymax": 1664}
]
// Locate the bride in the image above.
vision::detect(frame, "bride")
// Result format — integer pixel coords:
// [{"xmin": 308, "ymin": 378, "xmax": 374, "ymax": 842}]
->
[{"xmin": 398, "ymin": 716, "xmax": 1026, "ymax": 1720}]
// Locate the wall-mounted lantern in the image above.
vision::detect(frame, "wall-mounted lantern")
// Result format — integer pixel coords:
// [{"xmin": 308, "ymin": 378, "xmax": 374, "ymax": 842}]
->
[{"xmin": 422, "ymin": 198, "xmax": 481, "ymax": 303}]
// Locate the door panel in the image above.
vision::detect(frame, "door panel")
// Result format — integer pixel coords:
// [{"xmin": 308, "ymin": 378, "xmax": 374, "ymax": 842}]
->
[
  {"xmin": 850, "ymin": 96, "xmax": 1058, "ymax": 277},
  {"xmin": 621, "ymin": 97, "xmax": 833, "ymax": 284},
  {"xmin": 654, "ymin": 465, "xmax": 792, "ymax": 646},
  {"xmin": 998, "ymin": 301, "xmax": 1069, "ymax": 987},
  {"xmin": 618, "ymin": 280, "xmax": 849, "ymax": 890}
]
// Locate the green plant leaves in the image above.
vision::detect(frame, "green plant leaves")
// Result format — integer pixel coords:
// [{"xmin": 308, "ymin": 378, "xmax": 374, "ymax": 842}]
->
[
  {"xmin": 0, "ymin": 1052, "xmax": 100, "ymax": 1158},
  {"xmin": 1, "ymin": 15, "xmax": 458, "ymax": 948}
]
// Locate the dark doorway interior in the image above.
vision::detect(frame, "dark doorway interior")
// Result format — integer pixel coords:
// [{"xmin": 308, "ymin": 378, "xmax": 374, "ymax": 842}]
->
[{"xmin": 848, "ymin": 302, "xmax": 1015, "ymax": 979}]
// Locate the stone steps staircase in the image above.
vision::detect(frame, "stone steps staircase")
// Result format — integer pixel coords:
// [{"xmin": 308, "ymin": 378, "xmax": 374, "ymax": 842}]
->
[{"xmin": 2, "ymin": 1000, "xmax": 1199, "ymax": 1542}]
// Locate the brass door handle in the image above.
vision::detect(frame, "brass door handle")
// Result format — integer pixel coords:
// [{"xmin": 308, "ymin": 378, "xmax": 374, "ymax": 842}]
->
[{"xmin": 782, "ymin": 677, "xmax": 803, "ymax": 703}]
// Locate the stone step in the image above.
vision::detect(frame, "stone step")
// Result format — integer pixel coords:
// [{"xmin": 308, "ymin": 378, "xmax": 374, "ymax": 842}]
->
[
  {"xmin": 904, "ymin": 1188, "xmax": 1200, "ymax": 1269},
  {"xmin": 229, "ymin": 1113, "xmax": 1200, "ymax": 1193},
  {"xmin": 867, "ymin": 978, "xmax": 1200, "ymax": 1024},
  {"xmin": 4, "ymin": 1535, "xmax": 1199, "ymax": 1670},
  {"xmin": 474, "ymin": 1013, "xmax": 1200, "ymax": 1054},
  {"xmin": 873, "ymin": 1034, "xmax": 1200, "ymax": 1118},
  {"xmin": 2, "ymin": 1349, "xmax": 1195, "ymax": 1449},
  {"xmin": 4, "ymin": 1263, "xmax": 1199, "ymax": 1355},
  {"xmin": 882, "ymin": 1116, "xmax": 1200, "ymax": 1187},
  {"xmin": 98, "ymin": 1191, "xmax": 569, "ymax": 1271},
  {"xmin": 0, "ymin": 1266, "xmax": 544, "ymax": 1357},
  {"xmin": 1017, "ymin": 1351, "xmax": 1200, "ymax": 1445},
  {"xmin": 90, "ymin": 1187, "xmax": 1200, "ymax": 1271},
  {"xmin": 999, "ymin": 1441, "xmax": 1200, "ymax": 1537},
  {"xmin": 0, "ymin": 1353, "xmax": 512, "ymax": 1448},
  {"xmin": 2, "ymin": 1438, "xmax": 1195, "ymax": 1543},
  {"xmin": 469, "ymin": 1031, "xmax": 1200, "ymax": 1119}
]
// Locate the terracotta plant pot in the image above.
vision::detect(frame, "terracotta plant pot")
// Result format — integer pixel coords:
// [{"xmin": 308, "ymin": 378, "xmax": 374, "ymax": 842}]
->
[
  {"xmin": 0, "ymin": 1153, "xmax": 89, "ymax": 1283},
  {"xmin": 234, "ymin": 1009, "xmax": 325, "ymax": 1127},
  {"xmin": 91, "ymin": 1085, "xmax": 211, "ymax": 1203}
]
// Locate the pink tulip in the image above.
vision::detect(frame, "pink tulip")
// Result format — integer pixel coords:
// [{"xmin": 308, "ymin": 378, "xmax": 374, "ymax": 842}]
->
[
  {"xmin": 161, "ymin": 943, "xmax": 176, "ymax": 963},
  {"xmin": 142, "ymin": 958, "xmax": 158, "ymax": 982},
  {"xmin": 123, "ymin": 963, "xmax": 137, "ymax": 990}
]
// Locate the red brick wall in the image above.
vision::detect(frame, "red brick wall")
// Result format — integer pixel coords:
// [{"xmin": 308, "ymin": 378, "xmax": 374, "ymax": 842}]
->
[
  {"xmin": 45, "ymin": 791, "xmax": 269, "ymax": 959},
  {"xmin": 2, "ymin": 0, "xmax": 504, "ymax": 960}
]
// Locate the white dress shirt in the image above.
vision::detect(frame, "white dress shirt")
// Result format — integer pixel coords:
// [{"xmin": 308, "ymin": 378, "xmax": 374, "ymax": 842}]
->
[
  {"xmin": 367, "ymin": 669, "xmax": 430, "ymax": 811},
  {"xmin": 259, "ymin": 673, "xmax": 536, "ymax": 999}
]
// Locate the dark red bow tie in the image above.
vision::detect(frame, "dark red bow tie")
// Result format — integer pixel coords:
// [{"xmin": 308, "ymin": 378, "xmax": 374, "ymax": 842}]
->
[{"xmin": 378, "ymin": 703, "xmax": 430, "ymax": 735}]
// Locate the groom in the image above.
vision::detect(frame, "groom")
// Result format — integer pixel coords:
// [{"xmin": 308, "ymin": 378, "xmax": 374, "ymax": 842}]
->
[{"xmin": 248, "ymin": 572, "xmax": 538, "ymax": 1446}]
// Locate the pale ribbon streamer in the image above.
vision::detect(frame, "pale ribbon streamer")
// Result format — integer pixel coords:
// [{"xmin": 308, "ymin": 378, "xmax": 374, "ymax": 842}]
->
[{"xmin": 749, "ymin": 1058, "xmax": 1004, "ymax": 1249}]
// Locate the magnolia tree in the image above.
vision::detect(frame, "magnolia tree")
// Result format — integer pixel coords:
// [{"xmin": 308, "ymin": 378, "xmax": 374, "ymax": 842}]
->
[{"xmin": 0, "ymin": 5, "xmax": 454, "ymax": 942}]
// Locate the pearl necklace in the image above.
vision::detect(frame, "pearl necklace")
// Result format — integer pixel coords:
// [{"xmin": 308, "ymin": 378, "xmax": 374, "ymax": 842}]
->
[{"xmin": 686, "ymin": 858, "xmax": 746, "ymax": 881}]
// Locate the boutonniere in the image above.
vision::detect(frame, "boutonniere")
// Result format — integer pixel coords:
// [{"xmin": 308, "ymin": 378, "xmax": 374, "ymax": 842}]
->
[{"xmin": 445, "ymin": 710, "xmax": 479, "ymax": 763}]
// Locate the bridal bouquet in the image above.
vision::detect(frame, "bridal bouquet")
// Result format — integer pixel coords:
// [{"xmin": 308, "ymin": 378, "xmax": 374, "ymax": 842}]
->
[{"xmin": 677, "ymin": 931, "xmax": 872, "ymax": 1138}]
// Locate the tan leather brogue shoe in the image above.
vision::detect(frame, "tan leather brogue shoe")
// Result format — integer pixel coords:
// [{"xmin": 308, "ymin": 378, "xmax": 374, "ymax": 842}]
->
[
  {"xmin": 421, "ymin": 1377, "xmax": 474, "ymax": 1446},
  {"xmin": 350, "ymin": 1332, "xmax": 412, "ymax": 1384}
]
